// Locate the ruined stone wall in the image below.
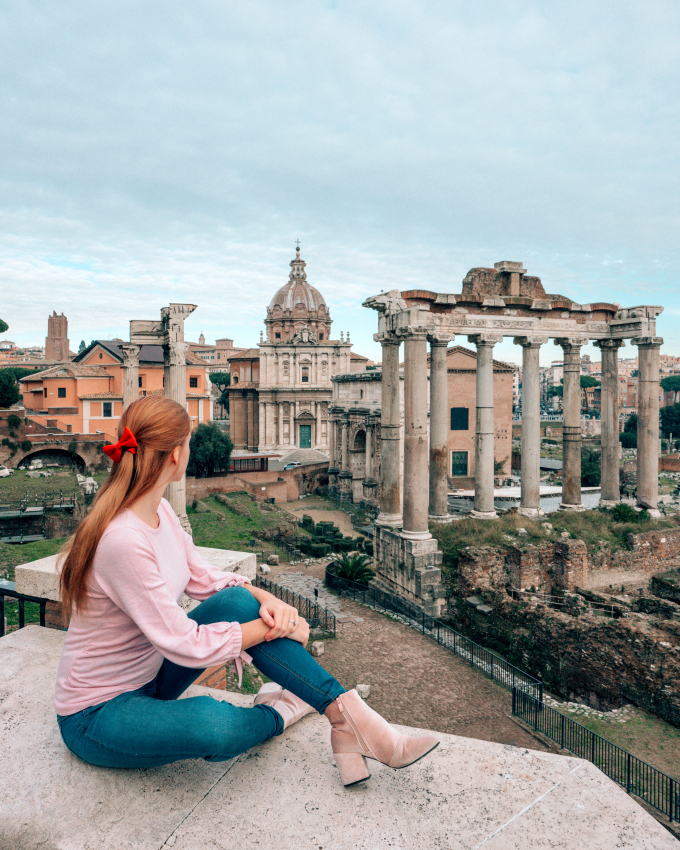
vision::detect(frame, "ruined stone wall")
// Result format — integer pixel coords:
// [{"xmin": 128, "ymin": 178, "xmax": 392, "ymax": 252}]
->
[
  {"xmin": 457, "ymin": 528, "xmax": 680, "ymax": 596},
  {"xmin": 447, "ymin": 591, "xmax": 680, "ymax": 724}
]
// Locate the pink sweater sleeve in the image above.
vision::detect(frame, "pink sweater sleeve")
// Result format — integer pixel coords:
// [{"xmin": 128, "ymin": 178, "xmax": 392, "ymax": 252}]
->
[
  {"xmin": 94, "ymin": 528, "xmax": 244, "ymax": 669},
  {"xmin": 179, "ymin": 524, "xmax": 252, "ymax": 601}
]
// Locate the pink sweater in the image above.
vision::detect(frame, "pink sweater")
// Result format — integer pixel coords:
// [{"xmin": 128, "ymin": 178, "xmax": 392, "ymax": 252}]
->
[{"xmin": 54, "ymin": 498, "xmax": 251, "ymax": 716}]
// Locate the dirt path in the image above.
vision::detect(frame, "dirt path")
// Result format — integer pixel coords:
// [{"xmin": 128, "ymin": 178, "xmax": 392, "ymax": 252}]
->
[{"xmin": 200, "ymin": 558, "xmax": 551, "ymax": 753}]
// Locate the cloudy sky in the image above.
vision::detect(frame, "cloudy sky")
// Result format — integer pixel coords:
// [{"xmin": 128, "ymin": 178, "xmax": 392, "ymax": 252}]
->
[{"xmin": 1, "ymin": 0, "xmax": 679, "ymax": 366}]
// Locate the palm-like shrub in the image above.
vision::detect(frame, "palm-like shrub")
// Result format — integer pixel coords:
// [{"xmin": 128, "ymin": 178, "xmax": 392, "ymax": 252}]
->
[{"xmin": 331, "ymin": 552, "xmax": 375, "ymax": 586}]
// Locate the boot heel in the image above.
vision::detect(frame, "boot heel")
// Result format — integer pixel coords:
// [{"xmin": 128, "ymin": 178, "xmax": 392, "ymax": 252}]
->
[{"xmin": 334, "ymin": 752, "xmax": 371, "ymax": 786}]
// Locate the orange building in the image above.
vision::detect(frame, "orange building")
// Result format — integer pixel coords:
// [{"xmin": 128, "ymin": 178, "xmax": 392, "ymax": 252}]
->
[{"xmin": 19, "ymin": 340, "xmax": 212, "ymax": 441}]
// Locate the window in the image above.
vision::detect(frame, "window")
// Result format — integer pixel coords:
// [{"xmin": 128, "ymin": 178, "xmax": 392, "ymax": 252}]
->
[
  {"xmin": 190, "ymin": 377, "xmax": 198, "ymax": 388},
  {"xmin": 138, "ymin": 376, "xmax": 143, "ymax": 387},
  {"xmin": 233, "ymin": 375, "xmax": 239, "ymax": 384},
  {"xmin": 103, "ymin": 402, "xmax": 112, "ymax": 418},
  {"xmin": 451, "ymin": 451, "xmax": 468, "ymax": 476},
  {"xmin": 162, "ymin": 376, "xmax": 165, "ymax": 387},
  {"xmin": 301, "ymin": 367, "xmax": 309, "ymax": 383},
  {"xmin": 275, "ymin": 333, "xmax": 281, "ymax": 340},
  {"xmin": 57, "ymin": 387, "xmax": 66, "ymax": 398},
  {"xmin": 43, "ymin": 388, "xmax": 47, "ymax": 398},
  {"xmin": 450, "ymin": 407, "xmax": 469, "ymax": 430},
  {"xmin": 319, "ymin": 334, "xmax": 324, "ymax": 340}
]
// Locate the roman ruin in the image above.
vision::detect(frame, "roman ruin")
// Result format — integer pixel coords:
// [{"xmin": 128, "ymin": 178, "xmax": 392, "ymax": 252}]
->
[{"xmin": 364, "ymin": 261, "xmax": 664, "ymax": 616}]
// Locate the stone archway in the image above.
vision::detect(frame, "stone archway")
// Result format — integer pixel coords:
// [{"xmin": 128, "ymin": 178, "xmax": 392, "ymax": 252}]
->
[{"xmin": 17, "ymin": 447, "xmax": 86, "ymax": 472}]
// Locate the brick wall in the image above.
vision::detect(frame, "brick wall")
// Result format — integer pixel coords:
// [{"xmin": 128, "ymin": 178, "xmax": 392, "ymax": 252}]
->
[{"xmin": 186, "ymin": 461, "xmax": 329, "ymax": 503}]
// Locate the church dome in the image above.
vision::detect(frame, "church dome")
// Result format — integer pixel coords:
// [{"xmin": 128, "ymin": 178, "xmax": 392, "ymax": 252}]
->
[
  {"xmin": 264, "ymin": 246, "xmax": 333, "ymax": 343},
  {"xmin": 268, "ymin": 247, "xmax": 328, "ymax": 316},
  {"xmin": 269, "ymin": 279, "xmax": 327, "ymax": 313}
]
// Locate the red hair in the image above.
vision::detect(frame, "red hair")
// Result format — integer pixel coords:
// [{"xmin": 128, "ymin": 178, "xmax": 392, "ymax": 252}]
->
[{"xmin": 58, "ymin": 395, "xmax": 190, "ymax": 614}]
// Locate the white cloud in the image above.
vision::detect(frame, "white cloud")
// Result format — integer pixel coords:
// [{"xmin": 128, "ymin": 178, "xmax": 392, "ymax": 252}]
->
[{"xmin": 0, "ymin": 0, "xmax": 679, "ymax": 360}]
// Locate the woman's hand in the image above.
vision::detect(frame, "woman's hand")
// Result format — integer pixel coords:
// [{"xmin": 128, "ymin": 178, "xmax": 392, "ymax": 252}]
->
[{"xmin": 259, "ymin": 596, "xmax": 309, "ymax": 644}]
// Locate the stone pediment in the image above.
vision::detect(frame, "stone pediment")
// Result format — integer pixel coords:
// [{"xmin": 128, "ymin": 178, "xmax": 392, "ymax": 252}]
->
[{"xmin": 295, "ymin": 410, "xmax": 315, "ymax": 420}]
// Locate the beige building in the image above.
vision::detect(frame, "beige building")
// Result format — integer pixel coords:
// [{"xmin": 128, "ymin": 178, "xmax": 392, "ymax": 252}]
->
[
  {"xmin": 228, "ymin": 247, "xmax": 368, "ymax": 452},
  {"xmin": 328, "ymin": 345, "xmax": 513, "ymax": 509}
]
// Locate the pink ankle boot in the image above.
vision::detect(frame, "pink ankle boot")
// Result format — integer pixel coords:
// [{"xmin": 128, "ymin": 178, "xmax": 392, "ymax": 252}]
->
[
  {"xmin": 325, "ymin": 689, "xmax": 440, "ymax": 786},
  {"xmin": 253, "ymin": 683, "xmax": 315, "ymax": 730}
]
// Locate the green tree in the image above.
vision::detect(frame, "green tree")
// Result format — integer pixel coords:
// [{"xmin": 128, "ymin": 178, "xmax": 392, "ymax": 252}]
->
[
  {"xmin": 580, "ymin": 375, "xmax": 599, "ymax": 388},
  {"xmin": 581, "ymin": 448, "xmax": 601, "ymax": 487},
  {"xmin": 660, "ymin": 403, "xmax": 680, "ymax": 438},
  {"xmin": 624, "ymin": 413, "xmax": 638, "ymax": 433},
  {"xmin": 78, "ymin": 340, "xmax": 87, "ymax": 353},
  {"xmin": 2, "ymin": 366, "xmax": 41, "ymax": 381},
  {"xmin": 0, "ymin": 369, "xmax": 21, "ymax": 408},
  {"xmin": 209, "ymin": 371, "xmax": 230, "ymax": 390},
  {"xmin": 186, "ymin": 422, "xmax": 234, "ymax": 478},
  {"xmin": 661, "ymin": 375, "xmax": 680, "ymax": 404},
  {"xmin": 547, "ymin": 385, "xmax": 563, "ymax": 398},
  {"xmin": 631, "ymin": 369, "xmax": 639, "ymax": 377},
  {"xmin": 0, "ymin": 318, "xmax": 8, "ymax": 334},
  {"xmin": 620, "ymin": 432, "xmax": 637, "ymax": 448},
  {"xmin": 209, "ymin": 372, "xmax": 230, "ymax": 415}
]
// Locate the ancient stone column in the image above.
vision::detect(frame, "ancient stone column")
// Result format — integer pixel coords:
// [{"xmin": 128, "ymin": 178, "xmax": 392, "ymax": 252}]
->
[
  {"xmin": 258, "ymin": 402, "xmax": 266, "ymax": 450},
  {"xmin": 328, "ymin": 412, "xmax": 336, "ymax": 467},
  {"xmin": 633, "ymin": 337, "xmax": 663, "ymax": 516},
  {"xmin": 514, "ymin": 337, "xmax": 544, "ymax": 517},
  {"xmin": 316, "ymin": 402, "xmax": 322, "ymax": 449},
  {"xmin": 163, "ymin": 339, "xmax": 190, "ymax": 531},
  {"xmin": 278, "ymin": 403, "xmax": 284, "ymax": 447},
  {"xmin": 402, "ymin": 331, "xmax": 431, "ymax": 540},
  {"xmin": 365, "ymin": 424, "xmax": 373, "ymax": 479},
  {"xmin": 468, "ymin": 335, "xmax": 501, "ymax": 519},
  {"xmin": 121, "ymin": 343, "xmax": 141, "ymax": 410},
  {"xmin": 428, "ymin": 335, "xmax": 452, "ymax": 522},
  {"xmin": 556, "ymin": 338, "xmax": 588, "ymax": 511},
  {"xmin": 376, "ymin": 335, "xmax": 402, "ymax": 527},
  {"xmin": 595, "ymin": 339, "xmax": 624, "ymax": 507},
  {"xmin": 265, "ymin": 403, "xmax": 275, "ymax": 450},
  {"xmin": 341, "ymin": 420, "xmax": 349, "ymax": 470}
]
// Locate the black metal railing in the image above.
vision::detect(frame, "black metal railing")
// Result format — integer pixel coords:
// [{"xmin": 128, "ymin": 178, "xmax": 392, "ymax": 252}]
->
[
  {"xmin": 512, "ymin": 688, "xmax": 680, "ymax": 822},
  {"xmin": 325, "ymin": 569, "xmax": 543, "ymax": 702},
  {"xmin": 0, "ymin": 579, "xmax": 48, "ymax": 638},
  {"xmin": 254, "ymin": 576, "xmax": 336, "ymax": 637}
]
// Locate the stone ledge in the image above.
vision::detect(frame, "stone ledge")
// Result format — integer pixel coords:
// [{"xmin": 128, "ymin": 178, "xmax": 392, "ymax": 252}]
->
[
  {"xmin": 1, "ymin": 627, "xmax": 677, "ymax": 850},
  {"xmin": 14, "ymin": 547, "xmax": 256, "ymax": 603}
]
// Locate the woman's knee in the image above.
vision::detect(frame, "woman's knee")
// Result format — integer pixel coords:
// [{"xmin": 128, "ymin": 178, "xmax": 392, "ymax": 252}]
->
[{"xmin": 190, "ymin": 584, "xmax": 260, "ymax": 626}]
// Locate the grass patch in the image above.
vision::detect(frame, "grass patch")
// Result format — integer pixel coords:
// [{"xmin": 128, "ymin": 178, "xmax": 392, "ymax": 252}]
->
[
  {"xmin": 566, "ymin": 709, "xmax": 680, "ymax": 782},
  {"xmin": 432, "ymin": 511, "xmax": 680, "ymax": 571},
  {"xmin": 0, "ymin": 537, "xmax": 68, "ymax": 582},
  {"xmin": 0, "ymin": 468, "xmax": 109, "ymax": 504},
  {"xmin": 188, "ymin": 494, "xmax": 290, "ymax": 556}
]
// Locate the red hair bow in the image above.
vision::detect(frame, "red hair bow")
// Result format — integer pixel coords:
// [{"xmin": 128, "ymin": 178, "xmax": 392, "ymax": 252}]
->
[{"xmin": 103, "ymin": 426, "xmax": 138, "ymax": 464}]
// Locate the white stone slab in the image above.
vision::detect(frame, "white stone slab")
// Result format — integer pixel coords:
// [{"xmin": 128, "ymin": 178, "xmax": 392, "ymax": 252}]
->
[
  {"xmin": 14, "ymin": 547, "xmax": 256, "ymax": 602},
  {"xmin": 1, "ymin": 627, "xmax": 677, "ymax": 850}
]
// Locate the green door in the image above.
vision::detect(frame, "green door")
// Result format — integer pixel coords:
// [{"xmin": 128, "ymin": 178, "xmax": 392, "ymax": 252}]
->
[
  {"xmin": 451, "ymin": 451, "xmax": 468, "ymax": 476},
  {"xmin": 299, "ymin": 424, "xmax": 312, "ymax": 448}
]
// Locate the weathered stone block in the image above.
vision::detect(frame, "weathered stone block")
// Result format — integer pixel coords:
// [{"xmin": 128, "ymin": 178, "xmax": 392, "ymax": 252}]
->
[{"xmin": 310, "ymin": 641, "xmax": 324, "ymax": 657}]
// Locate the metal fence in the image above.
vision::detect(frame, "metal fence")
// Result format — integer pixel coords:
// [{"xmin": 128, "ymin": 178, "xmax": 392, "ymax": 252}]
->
[
  {"xmin": 0, "ymin": 579, "xmax": 47, "ymax": 638},
  {"xmin": 325, "ymin": 569, "xmax": 543, "ymax": 702},
  {"xmin": 254, "ymin": 576, "xmax": 336, "ymax": 637},
  {"xmin": 513, "ymin": 688, "xmax": 680, "ymax": 822}
]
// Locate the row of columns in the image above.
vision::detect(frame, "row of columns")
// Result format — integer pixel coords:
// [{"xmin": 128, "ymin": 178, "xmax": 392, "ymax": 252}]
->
[{"xmin": 375, "ymin": 331, "xmax": 663, "ymax": 531}]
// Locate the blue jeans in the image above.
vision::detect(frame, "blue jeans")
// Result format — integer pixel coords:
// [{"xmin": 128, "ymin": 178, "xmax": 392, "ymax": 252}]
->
[{"xmin": 57, "ymin": 586, "xmax": 345, "ymax": 768}]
